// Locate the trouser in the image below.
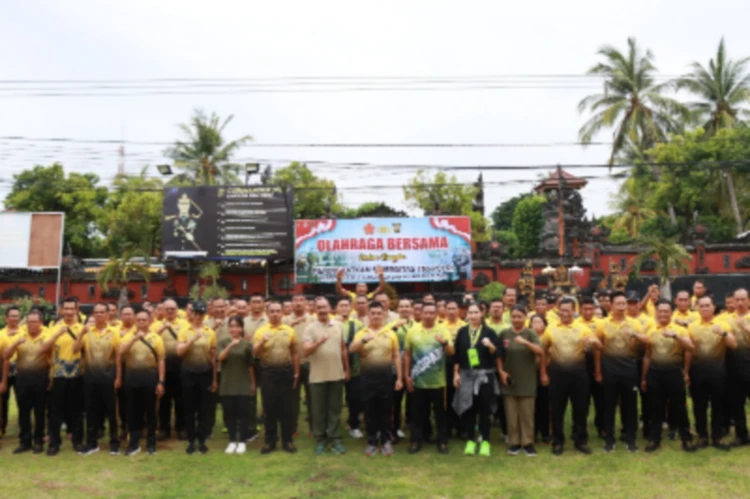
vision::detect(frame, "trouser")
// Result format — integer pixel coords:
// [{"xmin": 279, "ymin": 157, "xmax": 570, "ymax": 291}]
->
[
  {"xmin": 262, "ymin": 366, "xmax": 295, "ymax": 446},
  {"xmin": 534, "ymin": 383, "xmax": 549, "ymax": 440},
  {"xmin": 505, "ymin": 395, "xmax": 535, "ymax": 447},
  {"xmin": 587, "ymin": 354, "xmax": 604, "ymax": 431},
  {"xmin": 84, "ymin": 381, "xmax": 118, "ymax": 448},
  {"xmin": 1, "ymin": 375, "xmax": 16, "ymax": 433},
  {"xmin": 48, "ymin": 376, "xmax": 84, "ymax": 448},
  {"xmin": 393, "ymin": 376, "xmax": 405, "ymax": 435},
  {"xmin": 159, "ymin": 368, "xmax": 184, "ymax": 435},
  {"xmin": 181, "ymin": 370, "xmax": 212, "ymax": 444},
  {"xmin": 293, "ymin": 363, "xmax": 311, "ymax": 434},
  {"xmin": 602, "ymin": 370, "xmax": 638, "ymax": 446},
  {"xmin": 127, "ymin": 384, "xmax": 157, "ymax": 448},
  {"xmin": 495, "ymin": 393, "xmax": 507, "ymax": 435},
  {"xmin": 690, "ymin": 367, "xmax": 726, "ymax": 441},
  {"xmin": 207, "ymin": 372, "xmax": 221, "ymax": 435},
  {"xmin": 410, "ymin": 387, "xmax": 448, "ymax": 446},
  {"xmin": 646, "ymin": 367, "xmax": 691, "ymax": 444},
  {"xmin": 310, "ymin": 380, "xmax": 344, "ymax": 445},
  {"xmin": 730, "ymin": 372, "xmax": 750, "ymax": 441},
  {"xmin": 222, "ymin": 395, "xmax": 250, "ymax": 443},
  {"xmin": 362, "ymin": 371, "xmax": 393, "ymax": 446},
  {"xmin": 345, "ymin": 375, "xmax": 362, "ymax": 430},
  {"xmin": 462, "ymin": 380, "xmax": 495, "ymax": 442},
  {"xmin": 117, "ymin": 386, "xmax": 128, "ymax": 435},
  {"xmin": 638, "ymin": 357, "xmax": 649, "ymax": 436},
  {"xmin": 445, "ymin": 363, "xmax": 461, "ymax": 435},
  {"xmin": 249, "ymin": 360, "xmax": 262, "ymax": 433},
  {"xmin": 16, "ymin": 381, "xmax": 46, "ymax": 447},
  {"xmin": 549, "ymin": 365, "xmax": 589, "ymax": 446}
]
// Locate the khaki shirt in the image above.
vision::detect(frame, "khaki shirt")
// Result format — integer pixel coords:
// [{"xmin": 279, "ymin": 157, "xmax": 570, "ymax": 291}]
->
[{"xmin": 303, "ymin": 320, "xmax": 346, "ymax": 383}]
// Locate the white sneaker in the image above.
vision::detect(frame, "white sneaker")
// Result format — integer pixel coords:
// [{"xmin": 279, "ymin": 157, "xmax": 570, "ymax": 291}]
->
[
  {"xmin": 396, "ymin": 430, "xmax": 405, "ymax": 439},
  {"xmin": 349, "ymin": 429, "xmax": 364, "ymax": 439},
  {"xmin": 225, "ymin": 442, "xmax": 238, "ymax": 454},
  {"xmin": 235, "ymin": 443, "xmax": 247, "ymax": 455}
]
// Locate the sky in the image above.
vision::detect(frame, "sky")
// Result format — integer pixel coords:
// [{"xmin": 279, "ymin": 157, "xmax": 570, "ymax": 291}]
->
[{"xmin": 1, "ymin": 0, "xmax": 748, "ymax": 220}]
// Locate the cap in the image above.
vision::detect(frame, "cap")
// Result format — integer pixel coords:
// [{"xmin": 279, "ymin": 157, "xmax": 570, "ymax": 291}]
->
[
  {"xmin": 626, "ymin": 292, "xmax": 640, "ymax": 303},
  {"xmin": 191, "ymin": 301, "xmax": 207, "ymax": 314}
]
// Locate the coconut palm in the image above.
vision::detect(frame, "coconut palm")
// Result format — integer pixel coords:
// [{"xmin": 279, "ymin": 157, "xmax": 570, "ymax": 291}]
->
[
  {"xmin": 578, "ymin": 37, "xmax": 689, "ymax": 165},
  {"xmin": 673, "ymin": 38, "xmax": 750, "ymax": 132},
  {"xmin": 164, "ymin": 109, "xmax": 252, "ymax": 186},
  {"xmin": 632, "ymin": 236, "xmax": 691, "ymax": 300},
  {"xmin": 97, "ymin": 252, "xmax": 152, "ymax": 309},
  {"xmin": 611, "ymin": 177, "xmax": 656, "ymax": 237}
]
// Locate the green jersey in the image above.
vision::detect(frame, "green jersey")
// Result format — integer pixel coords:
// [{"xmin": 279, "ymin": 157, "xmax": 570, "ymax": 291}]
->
[{"xmin": 405, "ymin": 323, "xmax": 452, "ymax": 389}]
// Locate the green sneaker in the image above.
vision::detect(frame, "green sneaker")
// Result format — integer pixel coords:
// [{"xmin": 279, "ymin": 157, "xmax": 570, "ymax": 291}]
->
[
  {"xmin": 479, "ymin": 441, "xmax": 491, "ymax": 457},
  {"xmin": 464, "ymin": 440, "xmax": 477, "ymax": 456},
  {"xmin": 314, "ymin": 443, "xmax": 326, "ymax": 455},
  {"xmin": 331, "ymin": 443, "xmax": 347, "ymax": 455}
]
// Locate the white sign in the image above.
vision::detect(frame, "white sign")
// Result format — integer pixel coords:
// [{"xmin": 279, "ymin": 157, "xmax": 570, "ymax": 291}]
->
[{"xmin": 0, "ymin": 213, "xmax": 32, "ymax": 268}]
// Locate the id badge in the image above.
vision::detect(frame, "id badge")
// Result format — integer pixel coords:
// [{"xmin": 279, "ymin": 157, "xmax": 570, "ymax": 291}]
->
[{"xmin": 467, "ymin": 348, "xmax": 480, "ymax": 368}]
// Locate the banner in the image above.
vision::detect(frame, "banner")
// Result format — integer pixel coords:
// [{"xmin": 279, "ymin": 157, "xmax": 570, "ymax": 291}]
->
[
  {"xmin": 161, "ymin": 186, "xmax": 293, "ymax": 260},
  {"xmin": 0, "ymin": 213, "xmax": 64, "ymax": 268},
  {"xmin": 294, "ymin": 217, "xmax": 472, "ymax": 283}
]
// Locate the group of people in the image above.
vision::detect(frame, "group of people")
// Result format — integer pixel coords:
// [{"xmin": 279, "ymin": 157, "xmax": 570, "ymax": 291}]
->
[{"xmin": 0, "ymin": 275, "xmax": 749, "ymax": 459}]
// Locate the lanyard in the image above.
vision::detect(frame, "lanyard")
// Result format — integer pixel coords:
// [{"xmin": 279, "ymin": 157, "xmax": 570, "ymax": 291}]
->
[{"xmin": 469, "ymin": 327, "xmax": 481, "ymax": 346}]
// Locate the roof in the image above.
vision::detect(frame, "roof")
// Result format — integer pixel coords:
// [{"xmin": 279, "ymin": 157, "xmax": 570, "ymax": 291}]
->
[{"xmin": 534, "ymin": 169, "xmax": 588, "ymax": 193}]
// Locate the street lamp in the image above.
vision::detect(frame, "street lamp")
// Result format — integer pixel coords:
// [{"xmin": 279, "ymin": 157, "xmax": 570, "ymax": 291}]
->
[{"xmin": 156, "ymin": 164, "xmax": 173, "ymax": 175}]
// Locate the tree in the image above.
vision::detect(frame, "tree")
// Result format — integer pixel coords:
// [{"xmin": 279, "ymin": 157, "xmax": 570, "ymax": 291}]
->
[
  {"xmin": 478, "ymin": 282, "xmax": 506, "ymax": 303},
  {"xmin": 4, "ymin": 164, "xmax": 109, "ymax": 257},
  {"xmin": 511, "ymin": 195, "xmax": 544, "ymax": 257},
  {"xmin": 102, "ymin": 167, "xmax": 164, "ymax": 256},
  {"xmin": 491, "ymin": 194, "xmax": 529, "ymax": 231},
  {"xmin": 674, "ymin": 38, "xmax": 750, "ymax": 133},
  {"xmin": 578, "ymin": 37, "xmax": 688, "ymax": 164},
  {"xmin": 631, "ymin": 236, "xmax": 691, "ymax": 300},
  {"xmin": 403, "ymin": 170, "xmax": 491, "ymax": 242},
  {"xmin": 348, "ymin": 202, "xmax": 408, "ymax": 218},
  {"xmin": 611, "ymin": 177, "xmax": 657, "ymax": 238},
  {"xmin": 270, "ymin": 162, "xmax": 343, "ymax": 219},
  {"xmin": 97, "ymin": 251, "xmax": 151, "ymax": 310},
  {"xmin": 189, "ymin": 262, "xmax": 228, "ymax": 301},
  {"xmin": 164, "ymin": 109, "xmax": 251, "ymax": 185}
]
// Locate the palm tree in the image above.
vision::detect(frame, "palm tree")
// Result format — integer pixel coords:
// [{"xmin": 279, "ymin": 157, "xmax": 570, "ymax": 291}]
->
[
  {"xmin": 632, "ymin": 236, "xmax": 691, "ymax": 300},
  {"xmin": 164, "ymin": 109, "xmax": 252, "ymax": 185},
  {"xmin": 97, "ymin": 252, "xmax": 152, "ymax": 309},
  {"xmin": 189, "ymin": 262, "xmax": 228, "ymax": 301},
  {"xmin": 673, "ymin": 38, "xmax": 750, "ymax": 234},
  {"xmin": 578, "ymin": 37, "xmax": 689, "ymax": 165},
  {"xmin": 611, "ymin": 177, "xmax": 657, "ymax": 237}
]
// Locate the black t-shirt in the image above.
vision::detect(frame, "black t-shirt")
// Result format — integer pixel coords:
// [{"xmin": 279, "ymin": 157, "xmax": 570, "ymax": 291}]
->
[{"xmin": 454, "ymin": 324, "xmax": 501, "ymax": 370}]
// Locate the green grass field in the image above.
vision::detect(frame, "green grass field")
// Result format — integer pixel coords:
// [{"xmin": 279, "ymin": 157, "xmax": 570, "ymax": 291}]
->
[{"xmin": 1, "ymin": 395, "xmax": 750, "ymax": 498}]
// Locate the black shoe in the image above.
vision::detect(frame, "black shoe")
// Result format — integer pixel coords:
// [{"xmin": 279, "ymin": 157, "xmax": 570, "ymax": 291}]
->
[
  {"xmin": 627, "ymin": 442, "xmax": 638, "ymax": 453},
  {"xmin": 198, "ymin": 442, "xmax": 209, "ymax": 454},
  {"xmin": 408, "ymin": 443, "xmax": 421, "ymax": 454},
  {"xmin": 109, "ymin": 443, "xmax": 120, "ymax": 456},
  {"xmin": 552, "ymin": 444, "xmax": 563, "ymax": 456},
  {"xmin": 523, "ymin": 444, "xmax": 537, "ymax": 457},
  {"xmin": 507, "ymin": 445, "xmax": 521, "ymax": 456},
  {"xmin": 186, "ymin": 442, "xmax": 196, "ymax": 455},
  {"xmin": 604, "ymin": 442, "xmax": 615, "ymax": 453},
  {"xmin": 645, "ymin": 442, "xmax": 660, "ymax": 453},
  {"xmin": 147, "ymin": 445, "xmax": 156, "ymax": 455},
  {"xmin": 73, "ymin": 443, "xmax": 86, "ymax": 454},
  {"xmin": 575, "ymin": 443, "xmax": 592, "ymax": 455},
  {"xmin": 13, "ymin": 445, "xmax": 31, "ymax": 454},
  {"xmin": 33, "ymin": 444, "xmax": 44, "ymax": 454},
  {"xmin": 260, "ymin": 444, "xmax": 276, "ymax": 455},
  {"xmin": 282, "ymin": 443, "xmax": 298, "ymax": 454},
  {"xmin": 731, "ymin": 437, "xmax": 749, "ymax": 447},
  {"xmin": 46, "ymin": 446, "xmax": 59, "ymax": 456},
  {"xmin": 125, "ymin": 446, "xmax": 141, "ymax": 457},
  {"xmin": 682, "ymin": 441, "xmax": 697, "ymax": 453},
  {"xmin": 713, "ymin": 440, "xmax": 731, "ymax": 452},
  {"xmin": 438, "ymin": 444, "xmax": 449, "ymax": 455},
  {"xmin": 697, "ymin": 438, "xmax": 709, "ymax": 449}
]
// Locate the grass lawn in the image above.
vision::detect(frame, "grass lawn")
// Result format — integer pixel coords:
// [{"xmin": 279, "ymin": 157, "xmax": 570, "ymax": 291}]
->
[{"xmin": 1, "ymin": 395, "xmax": 749, "ymax": 498}]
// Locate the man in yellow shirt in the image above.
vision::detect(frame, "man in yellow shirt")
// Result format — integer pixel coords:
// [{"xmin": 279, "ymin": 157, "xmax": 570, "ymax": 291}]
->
[
  {"xmin": 350, "ymin": 302, "xmax": 403, "ymax": 456},
  {"xmin": 500, "ymin": 287, "xmax": 519, "ymax": 324},
  {"xmin": 254, "ymin": 302, "xmax": 299, "ymax": 454},
  {"xmin": 283, "ymin": 294, "xmax": 314, "ymax": 437},
  {"xmin": 574, "ymin": 296, "xmax": 604, "ymax": 438},
  {"xmin": 42, "ymin": 297, "xmax": 85, "ymax": 454},
  {"xmin": 595, "ymin": 291, "xmax": 647, "ymax": 453},
  {"xmin": 336, "ymin": 266, "xmax": 386, "ymax": 302},
  {"xmin": 687, "ymin": 296, "xmax": 736, "ymax": 450},
  {"xmin": 542, "ymin": 298, "xmax": 600, "ymax": 456},
  {"xmin": 116, "ymin": 306, "xmax": 137, "ymax": 441},
  {"xmin": 1, "ymin": 311, "xmax": 50, "ymax": 454},
  {"xmin": 244, "ymin": 294, "xmax": 268, "ymax": 441},
  {"xmin": 107, "ymin": 303, "xmax": 122, "ymax": 329},
  {"xmin": 153, "ymin": 299, "xmax": 189, "ymax": 441},
  {"xmin": 641, "ymin": 299, "xmax": 696, "ymax": 453},
  {"xmin": 719, "ymin": 293, "xmax": 736, "ymax": 322},
  {"xmin": 641, "ymin": 284, "xmax": 661, "ymax": 318},
  {"xmin": 673, "ymin": 290, "xmax": 700, "ymax": 327},
  {"xmin": 336, "ymin": 298, "xmax": 365, "ymax": 439},
  {"xmin": 485, "ymin": 299, "xmax": 506, "ymax": 335},
  {"xmin": 691, "ymin": 279, "xmax": 708, "ymax": 310},
  {"xmin": 0, "ymin": 305, "xmax": 24, "ymax": 437},
  {"xmin": 727, "ymin": 288, "xmax": 750, "ymax": 446},
  {"xmin": 74, "ymin": 303, "xmax": 122, "ymax": 455}
]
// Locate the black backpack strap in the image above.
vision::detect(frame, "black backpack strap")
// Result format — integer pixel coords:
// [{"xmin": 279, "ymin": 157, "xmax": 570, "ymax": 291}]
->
[
  {"xmin": 166, "ymin": 326, "xmax": 178, "ymax": 340},
  {"xmin": 66, "ymin": 327, "xmax": 77, "ymax": 341},
  {"xmin": 138, "ymin": 337, "xmax": 159, "ymax": 362}
]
